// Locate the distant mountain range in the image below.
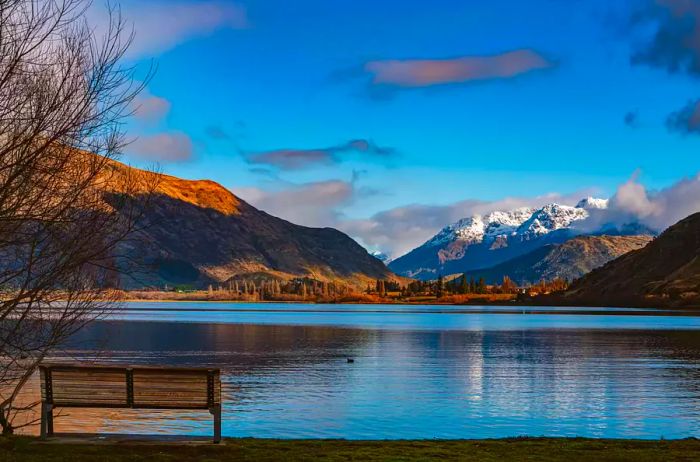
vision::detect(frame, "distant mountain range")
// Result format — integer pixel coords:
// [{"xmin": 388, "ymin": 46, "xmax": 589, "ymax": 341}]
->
[
  {"xmin": 461, "ymin": 235, "xmax": 653, "ymax": 286},
  {"xmin": 106, "ymin": 162, "xmax": 397, "ymax": 289},
  {"xmin": 563, "ymin": 212, "xmax": 700, "ymax": 308},
  {"xmin": 388, "ymin": 198, "xmax": 654, "ymax": 280}
]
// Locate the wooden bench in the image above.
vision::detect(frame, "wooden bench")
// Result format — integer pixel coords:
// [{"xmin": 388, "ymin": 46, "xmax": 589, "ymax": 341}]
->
[{"xmin": 39, "ymin": 364, "xmax": 222, "ymax": 443}]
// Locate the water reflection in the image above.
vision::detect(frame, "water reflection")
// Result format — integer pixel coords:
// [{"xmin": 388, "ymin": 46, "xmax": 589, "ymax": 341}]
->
[{"xmin": 16, "ymin": 318, "xmax": 700, "ymax": 439}]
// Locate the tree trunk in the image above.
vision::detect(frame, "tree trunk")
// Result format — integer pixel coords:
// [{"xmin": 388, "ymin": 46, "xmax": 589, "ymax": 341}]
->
[{"xmin": 0, "ymin": 409, "xmax": 14, "ymax": 435}]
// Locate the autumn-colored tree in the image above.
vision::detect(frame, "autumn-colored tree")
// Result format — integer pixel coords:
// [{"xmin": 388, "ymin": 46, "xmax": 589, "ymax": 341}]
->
[
  {"xmin": 436, "ymin": 275, "xmax": 444, "ymax": 298},
  {"xmin": 477, "ymin": 277, "xmax": 486, "ymax": 294}
]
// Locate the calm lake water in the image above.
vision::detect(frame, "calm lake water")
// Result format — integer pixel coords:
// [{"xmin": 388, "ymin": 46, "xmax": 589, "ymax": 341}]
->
[{"xmin": 26, "ymin": 302, "xmax": 700, "ymax": 439}]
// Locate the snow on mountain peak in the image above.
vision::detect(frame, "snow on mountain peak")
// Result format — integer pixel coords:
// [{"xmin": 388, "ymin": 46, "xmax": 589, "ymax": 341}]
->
[
  {"xmin": 425, "ymin": 207, "xmax": 535, "ymax": 247},
  {"xmin": 371, "ymin": 250, "xmax": 391, "ymax": 264},
  {"xmin": 516, "ymin": 203, "xmax": 588, "ymax": 240},
  {"xmin": 422, "ymin": 198, "xmax": 610, "ymax": 249},
  {"xmin": 576, "ymin": 197, "xmax": 609, "ymax": 210},
  {"xmin": 426, "ymin": 216, "xmax": 484, "ymax": 247}
]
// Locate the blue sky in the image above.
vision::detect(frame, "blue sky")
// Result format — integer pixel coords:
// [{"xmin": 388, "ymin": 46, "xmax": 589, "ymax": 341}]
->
[{"xmin": 112, "ymin": 0, "xmax": 700, "ymax": 257}]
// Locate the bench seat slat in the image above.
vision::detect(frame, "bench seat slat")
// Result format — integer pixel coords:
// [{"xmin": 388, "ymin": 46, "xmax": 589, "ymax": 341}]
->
[
  {"xmin": 48, "ymin": 402, "xmax": 211, "ymax": 410},
  {"xmin": 40, "ymin": 365, "xmax": 221, "ymax": 406},
  {"xmin": 52, "ymin": 372, "xmax": 127, "ymax": 379}
]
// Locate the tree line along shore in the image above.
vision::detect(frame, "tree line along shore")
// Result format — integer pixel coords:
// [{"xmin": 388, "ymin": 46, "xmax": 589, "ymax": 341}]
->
[{"xmin": 120, "ymin": 275, "xmax": 570, "ymax": 304}]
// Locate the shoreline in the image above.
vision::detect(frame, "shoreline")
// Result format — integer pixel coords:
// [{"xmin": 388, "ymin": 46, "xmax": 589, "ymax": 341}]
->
[
  {"xmin": 117, "ymin": 296, "xmax": 700, "ymax": 311},
  {"xmin": 115, "ymin": 288, "xmax": 700, "ymax": 310},
  {"xmin": 118, "ymin": 292, "xmax": 520, "ymax": 306}
]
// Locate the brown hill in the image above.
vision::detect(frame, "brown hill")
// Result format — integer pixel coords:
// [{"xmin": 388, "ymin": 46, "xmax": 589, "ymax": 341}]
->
[
  {"xmin": 563, "ymin": 212, "xmax": 700, "ymax": 307},
  {"xmin": 462, "ymin": 235, "xmax": 653, "ymax": 285},
  {"xmin": 103, "ymin": 162, "xmax": 396, "ymax": 289}
]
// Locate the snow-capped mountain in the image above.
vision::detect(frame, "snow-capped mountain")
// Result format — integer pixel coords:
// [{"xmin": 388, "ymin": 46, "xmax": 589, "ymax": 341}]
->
[
  {"xmin": 576, "ymin": 197, "xmax": 609, "ymax": 210},
  {"xmin": 371, "ymin": 250, "xmax": 392, "ymax": 264},
  {"xmin": 387, "ymin": 197, "xmax": 643, "ymax": 280},
  {"xmin": 424, "ymin": 200, "xmax": 603, "ymax": 251},
  {"xmin": 425, "ymin": 207, "xmax": 535, "ymax": 247},
  {"xmin": 517, "ymin": 204, "xmax": 589, "ymax": 241}
]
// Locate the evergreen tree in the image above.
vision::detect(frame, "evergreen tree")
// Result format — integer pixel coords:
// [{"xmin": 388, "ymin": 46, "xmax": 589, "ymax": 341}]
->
[{"xmin": 459, "ymin": 274, "xmax": 468, "ymax": 294}]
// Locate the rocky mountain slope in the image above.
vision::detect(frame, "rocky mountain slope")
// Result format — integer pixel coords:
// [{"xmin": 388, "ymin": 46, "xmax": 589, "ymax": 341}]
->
[
  {"xmin": 563, "ymin": 212, "xmax": 700, "ymax": 307},
  {"xmin": 461, "ymin": 235, "xmax": 653, "ymax": 285},
  {"xmin": 388, "ymin": 197, "xmax": 650, "ymax": 280},
  {"xmin": 105, "ymin": 162, "xmax": 397, "ymax": 289}
]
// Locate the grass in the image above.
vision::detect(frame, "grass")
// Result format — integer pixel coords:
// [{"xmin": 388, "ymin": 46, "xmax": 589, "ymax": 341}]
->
[{"xmin": 2, "ymin": 436, "xmax": 700, "ymax": 461}]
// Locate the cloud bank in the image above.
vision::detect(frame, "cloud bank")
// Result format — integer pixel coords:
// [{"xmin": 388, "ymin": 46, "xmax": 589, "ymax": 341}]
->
[
  {"xmin": 236, "ymin": 169, "xmax": 700, "ymax": 260},
  {"xmin": 337, "ymin": 191, "xmax": 594, "ymax": 259},
  {"xmin": 666, "ymin": 99, "xmax": 700, "ymax": 134},
  {"xmin": 246, "ymin": 139, "xmax": 396, "ymax": 170},
  {"xmin": 90, "ymin": 1, "xmax": 248, "ymax": 59},
  {"xmin": 234, "ymin": 180, "xmax": 358, "ymax": 227},
  {"xmin": 343, "ymin": 172, "xmax": 700, "ymax": 258},
  {"xmin": 130, "ymin": 91, "xmax": 171, "ymax": 122},
  {"xmin": 238, "ymin": 180, "xmax": 593, "ymax": 259},
  {"xmin": 631, "ymin": 0, "xmax": 700, "ymax": 75},
  {"xmin": 578, "ymin": 171, "xmax": 700, "ymax": 234},
  {"xmin": 365, "ymin": 49, "xmax": 554, "ymax": 88}
]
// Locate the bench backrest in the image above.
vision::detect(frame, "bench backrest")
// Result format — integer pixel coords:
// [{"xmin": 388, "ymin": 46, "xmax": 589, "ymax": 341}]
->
[{"xmin": 39, "ymin": 364, "xmax": 221, "ymax": 410}]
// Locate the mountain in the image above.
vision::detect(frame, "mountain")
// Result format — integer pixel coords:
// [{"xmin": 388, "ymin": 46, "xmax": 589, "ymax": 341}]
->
[
  {"xmin": 371, "ymin": 251, "xmax": 392, "ymax": 264},
  {"xmin": 461, "ymin": 235, "xmax": 653, "ymax": 286},
  {"xmin": 575, "ymin": 197, "xmax": 609, "ymax": 209},
  {"xmin": 563, "ymin": 212, "xmax": 700, "ymax": 307},
  {"xmin": 105, "ymin": 162, "xmax": 397, "ymax": 289},
  {"xmin": 389, "ymin": 197, "xmax": 632, "ymax": 280}
]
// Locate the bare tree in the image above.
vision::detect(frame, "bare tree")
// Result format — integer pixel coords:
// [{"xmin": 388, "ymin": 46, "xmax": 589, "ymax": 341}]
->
[{"xmin": 0, "ymin": 0, "xmax": 156, "ymax": 434}]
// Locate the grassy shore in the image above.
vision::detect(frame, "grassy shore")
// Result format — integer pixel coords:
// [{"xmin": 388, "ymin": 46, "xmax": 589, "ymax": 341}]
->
[{"xmin": 2, "ymin": 436, "xmax": 700, "ymax": 461}]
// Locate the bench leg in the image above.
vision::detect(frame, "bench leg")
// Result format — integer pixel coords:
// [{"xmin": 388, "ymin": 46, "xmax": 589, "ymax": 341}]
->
[
  {"xmin": 210, "ymin": 405, "xmax": 222, "ymax": 443},
  {"xmin": 40, "ymin": 403, "xmax": 53, "ymax": 439}
]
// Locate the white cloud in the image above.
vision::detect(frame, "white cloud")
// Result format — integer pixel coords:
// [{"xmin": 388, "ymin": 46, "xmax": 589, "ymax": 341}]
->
[
  {"xmin": 130, "ymin": 90, "xmax": 171, "ymax": 122},
  {"xmin": 365, "ymin": 50, "xmax": 553, "ymax": 87},
  {"xmin": 581, "ymin": 171, "xmax": 700, "ymax": 233},
  {"xmin": 129, "ymin": 132, "xmax": 194, "ymax": 162},
  {"xmin": 610, "ymin": 171, "xmax": 659, "ymax": 218},
  {"xmin": 234, "ymin": 180, "xmax": 356, "ymax": 227},
  {"xmin": 90, "ymin": 1, "xmax": 248, "ymax": 59}
]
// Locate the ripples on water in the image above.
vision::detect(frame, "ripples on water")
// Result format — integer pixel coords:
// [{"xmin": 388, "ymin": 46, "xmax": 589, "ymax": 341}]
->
[{"xmin": 20, "ymin": 303, "xmax": 700, "ymax": 439}]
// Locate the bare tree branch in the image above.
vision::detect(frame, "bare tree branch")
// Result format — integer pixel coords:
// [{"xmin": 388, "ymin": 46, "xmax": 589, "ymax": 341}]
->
[{"xmin": 0, "ymin": 0, "xmax": 157, "ymax": 434}]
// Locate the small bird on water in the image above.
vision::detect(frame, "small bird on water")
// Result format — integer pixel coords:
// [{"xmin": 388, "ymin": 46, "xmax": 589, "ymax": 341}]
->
[{"xmin": 347, "ymin": 357, "xmax": 355, "ymax": 363}]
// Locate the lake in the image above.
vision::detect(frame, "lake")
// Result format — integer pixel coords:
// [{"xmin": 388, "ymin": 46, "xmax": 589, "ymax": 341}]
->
[{"xmin": 24, "ymin": 302, "xmax": 700, "ymax": 439}]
